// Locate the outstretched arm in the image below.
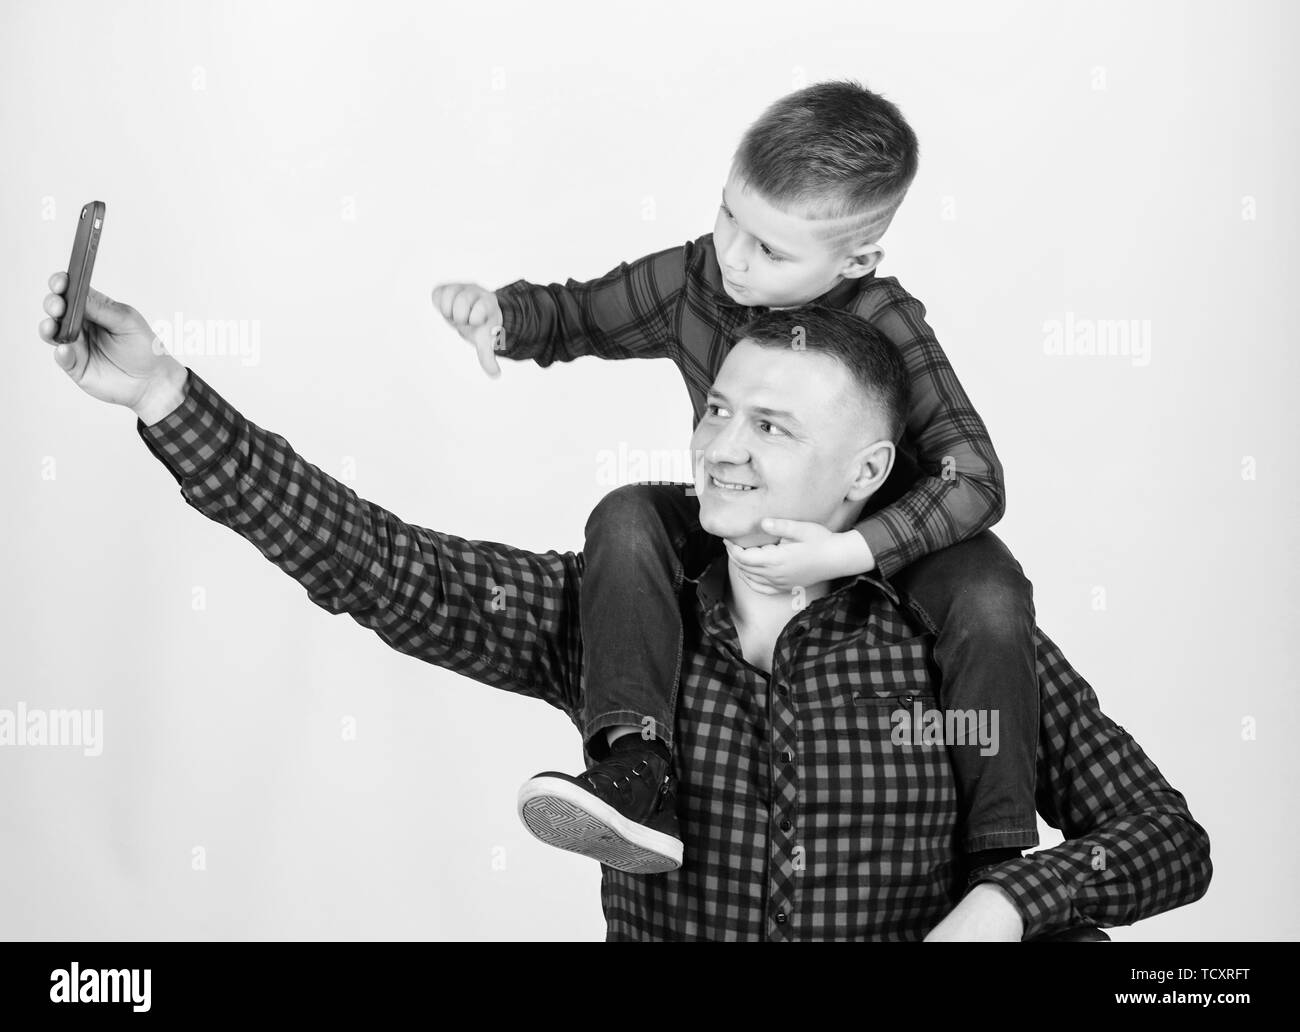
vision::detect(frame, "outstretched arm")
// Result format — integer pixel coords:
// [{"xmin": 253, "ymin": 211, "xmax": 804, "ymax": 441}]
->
[
  {"xmin": 39, "ymin": 274, "xmax": 584, "ymax": 717},
  {"xmin": 433, "ymin": 243, "xmax": 687, "ymax": 375},
  {"xmin": 492, "ymin": 243, "xmax": 688, "ymax": 367},
  {"xmin": 137, "ymin": 368, "xmax": 585, "ymax": 713}
]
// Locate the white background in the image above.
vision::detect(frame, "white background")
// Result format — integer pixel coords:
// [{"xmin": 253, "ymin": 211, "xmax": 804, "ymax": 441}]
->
[{"xmin": 2, "ymin": 0, "xmax": 1296, "ymax": 940}]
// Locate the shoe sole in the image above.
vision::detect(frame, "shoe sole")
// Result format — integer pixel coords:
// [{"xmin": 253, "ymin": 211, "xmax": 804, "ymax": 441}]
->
[{"xmin": 517, "ymin": 776, "xmax": 684, "ymax": 874}]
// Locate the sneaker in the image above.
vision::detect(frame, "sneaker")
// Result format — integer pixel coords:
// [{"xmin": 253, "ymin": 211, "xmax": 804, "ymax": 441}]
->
[{"xmin": 517, "ymin": 737, "xmax": 683, "ymax": 874}]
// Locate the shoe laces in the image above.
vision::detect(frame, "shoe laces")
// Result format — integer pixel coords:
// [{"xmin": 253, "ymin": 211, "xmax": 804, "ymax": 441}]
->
[{"xmin": 582, "ymin": 753, "xmax": 659, "ymax": 795}]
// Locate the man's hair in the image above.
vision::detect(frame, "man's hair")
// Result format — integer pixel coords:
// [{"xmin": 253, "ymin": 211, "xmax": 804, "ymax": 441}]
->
[
  {"xmin": 732, "ymin": 79, "xmax": 920, "ymax": 251},
  {"xmin": 733, "ymin": 305, "xmax": 911, "ymax": 444}
]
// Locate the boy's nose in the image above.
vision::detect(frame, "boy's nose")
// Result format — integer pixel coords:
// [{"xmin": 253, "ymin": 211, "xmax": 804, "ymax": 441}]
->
[{"xmin": 722, "ymin": 240, "xmax": 748, "ymax": 273}]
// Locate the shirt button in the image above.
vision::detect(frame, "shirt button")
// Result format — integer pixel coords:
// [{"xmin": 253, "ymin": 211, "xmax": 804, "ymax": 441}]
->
[
  {"xmin": 783, "ymin": 748, "xmax": 795, "ymax": 763},
  {"xmin": 774, "ymin": 911, "xmax": 788, "ymax": 925},
  {"xmin": 779, "ymin": 817, "xmax": 793, "ymax": 832}
]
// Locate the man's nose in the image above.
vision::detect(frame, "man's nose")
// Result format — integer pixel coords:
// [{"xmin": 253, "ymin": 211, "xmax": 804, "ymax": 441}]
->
[{"xmin": 705, "ymin": 420, "xmax": 751, "ymax": 466}]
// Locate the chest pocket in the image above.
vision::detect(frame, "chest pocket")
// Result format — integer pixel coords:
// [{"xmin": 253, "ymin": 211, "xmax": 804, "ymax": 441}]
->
[
  {"xmin": 851, "ymin": 636, "xmax": 937, "ymax": 705},
  {"xmin": 794, "ymin": 633, "xmax": 939, "ymax": 716},
  {"xmin": 792, "ymin": 631, "xmax": 958, "ymax": 832}
]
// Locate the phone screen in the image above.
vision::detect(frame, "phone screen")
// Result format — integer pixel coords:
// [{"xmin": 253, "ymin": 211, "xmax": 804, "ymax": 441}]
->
[{"xmin": 56, "ymin": 201, "xmax": 106, "ymax": 344}]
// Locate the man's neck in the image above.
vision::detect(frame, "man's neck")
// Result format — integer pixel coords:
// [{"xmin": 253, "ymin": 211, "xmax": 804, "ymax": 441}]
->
[{"xmin": 725, "ymin": 557, "xmax": 832, "ymax": 644}]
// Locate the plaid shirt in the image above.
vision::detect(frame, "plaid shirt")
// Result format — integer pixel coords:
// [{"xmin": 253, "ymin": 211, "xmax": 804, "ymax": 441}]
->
[
  {"xmin": 135, "ymin": 369, "xmax": 1212, "ymax": 941},
  {"xmin": 495, "ymin": 233, "xmax": 1006, "ymax": 577}
]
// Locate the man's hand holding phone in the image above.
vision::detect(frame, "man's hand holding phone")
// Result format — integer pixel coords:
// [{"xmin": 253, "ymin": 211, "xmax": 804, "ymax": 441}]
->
[
  {"xmin": 431, "ymin": 282, "xmax": 505, "ymax": 378},
  {"xmin": 39, "ymin": 272, "xmax": 188, "ymax": 425}
]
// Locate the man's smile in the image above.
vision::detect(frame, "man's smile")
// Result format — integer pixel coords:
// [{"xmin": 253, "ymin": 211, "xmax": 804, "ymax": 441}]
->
[{"xmin": 708, "ymin": 473, "xmax": 759, "ymax": 492}]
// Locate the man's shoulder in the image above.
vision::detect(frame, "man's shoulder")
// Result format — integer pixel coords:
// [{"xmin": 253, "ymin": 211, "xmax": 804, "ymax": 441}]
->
[{"xmin": 1028, "ymin": 625, "xmax": 1117, "ymax": 738}]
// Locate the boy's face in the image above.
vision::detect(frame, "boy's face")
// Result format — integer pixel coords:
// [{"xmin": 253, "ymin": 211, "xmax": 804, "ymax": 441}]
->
[{"xmin": 713, "ymin": 170, "xmax": 882, "ymax": 309}]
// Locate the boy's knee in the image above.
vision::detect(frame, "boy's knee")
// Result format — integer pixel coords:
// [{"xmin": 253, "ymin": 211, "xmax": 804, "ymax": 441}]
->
[
  {"xmin": 584, "ymin": 483, "xmax": 668, "ymax": 545},
  {"xmin": 949, "ymin": 569, "xmax": 1035, "ymax": 643}
]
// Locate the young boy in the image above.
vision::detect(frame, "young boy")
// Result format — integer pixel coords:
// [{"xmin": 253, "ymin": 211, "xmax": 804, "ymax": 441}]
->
[{"xmin": 433, "ymin": 79, "xmax": 1040, "ymax": 889}]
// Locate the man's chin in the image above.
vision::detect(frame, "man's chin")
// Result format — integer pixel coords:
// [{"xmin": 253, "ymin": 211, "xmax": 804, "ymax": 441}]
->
[
  {"xmin": 728, "ymin": 532, "xmax": 780, "ymax": 548},
  {"xmin": 698, "ymin": 506, "xmax": 776, "ymax": 547}
]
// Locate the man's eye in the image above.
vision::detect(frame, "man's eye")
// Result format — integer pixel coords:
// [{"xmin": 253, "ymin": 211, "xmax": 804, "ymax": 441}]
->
[
  {"xmin": 759, "ymin": 420, "xmax": 785, "ymax": 436},
  {"xmin": 706, "ymin": 403, "xmax": 727, "ymax": 417}
]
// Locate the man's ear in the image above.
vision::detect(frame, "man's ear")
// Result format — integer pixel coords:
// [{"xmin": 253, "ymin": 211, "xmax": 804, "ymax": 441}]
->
[
  {"xmin": 838, "ymin": 243, "xmax": 884, "ymax": 280},
  {"xmin": 845, "ymin": 439, "xmax": 895, "ymax": 502}
]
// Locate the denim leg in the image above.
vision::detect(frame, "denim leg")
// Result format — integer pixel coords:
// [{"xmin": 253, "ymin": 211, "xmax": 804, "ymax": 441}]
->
[
  {"xmin": 891, "ymin": 531, "xmax": 1041, "ymax": 853},
  {"xmin": 579, "ymin": 482, "xmax": 711, "ymax": 761}
]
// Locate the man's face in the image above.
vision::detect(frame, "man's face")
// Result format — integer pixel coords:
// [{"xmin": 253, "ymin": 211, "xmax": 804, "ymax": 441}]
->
[
  {"xmin": 690, "ymin": 339, "xmax": 893, "ymax": 546},
  {"xmin": 712, "ymin": 170, "xmax": 880, "ymax": 309}
]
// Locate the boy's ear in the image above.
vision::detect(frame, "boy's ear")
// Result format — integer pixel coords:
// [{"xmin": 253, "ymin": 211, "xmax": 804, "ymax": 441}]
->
[{"xmin": 839, "ymin": 244, "xmax": 884, "ymax": 280}]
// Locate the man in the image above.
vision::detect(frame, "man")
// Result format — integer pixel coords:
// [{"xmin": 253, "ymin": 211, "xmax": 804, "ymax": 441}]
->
[{"xmin": 38, "ymin": 274, "xmax": 1212, "ymax": 941}]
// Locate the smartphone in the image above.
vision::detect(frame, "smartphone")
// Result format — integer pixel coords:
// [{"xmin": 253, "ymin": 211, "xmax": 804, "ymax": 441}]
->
[{"xmin": 55, "ymin": 200, "xmax": 107, "ymax": 344}]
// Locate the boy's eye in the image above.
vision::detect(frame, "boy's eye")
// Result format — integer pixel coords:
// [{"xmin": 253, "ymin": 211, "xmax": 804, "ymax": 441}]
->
[
  {"xmin": 760, "ymin": 243, "xmax": 784, "ymax": 262},
  {"xmin": 721, "ymin": 205, "xmax": 735, "ymax": 221}
]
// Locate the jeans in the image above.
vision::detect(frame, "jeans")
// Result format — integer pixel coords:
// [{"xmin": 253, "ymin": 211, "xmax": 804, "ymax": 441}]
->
[
  {"xmin": 891, "ymin": 530, "xmax": 1040, "ymax": 851},
  {"xmin": 578, "ymin": 479, "xmax": 1040, "ymax": 853}
]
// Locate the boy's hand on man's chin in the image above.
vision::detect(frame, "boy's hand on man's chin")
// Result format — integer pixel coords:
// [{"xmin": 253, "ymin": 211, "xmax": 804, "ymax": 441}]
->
[
  {"xmin": 724, "ymin": 519, "xmax": 870, "ymax": 592},
  {"xmin": 726, "ymin": 537, "xmax": 785, "ymax": 595}
]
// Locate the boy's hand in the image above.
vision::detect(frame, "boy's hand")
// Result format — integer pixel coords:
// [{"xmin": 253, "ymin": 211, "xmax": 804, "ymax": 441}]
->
[
  {"xmin": 431, "ymin": 282, "xmax": 504, "ymax": 378},
  {"xmin": 38, "ymin": 271, "xmax": 188, "ymax": 424},
  {"xmin": 723, "ymin": 520, "xmax": 874, "ymax": 594}
]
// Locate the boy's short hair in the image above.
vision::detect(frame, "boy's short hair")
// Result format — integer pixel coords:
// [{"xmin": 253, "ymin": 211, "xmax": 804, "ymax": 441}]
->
[
  {"xmin": 732, "ymin": 79, "xmax": 920, "ymax": 252},
  {"xmin": 733, "ymin": 305, "xmax": 911, "ymax": 444}
]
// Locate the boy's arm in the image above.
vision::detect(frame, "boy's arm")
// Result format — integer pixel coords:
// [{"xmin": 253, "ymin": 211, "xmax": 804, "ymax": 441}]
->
[
  {"xmin": 851, "ymin": 290, "xmax": 1006, "ymax": 578},
  {"xmin": 493, "ymin": 243, "xmax": 689, "ymax": 367},
  {"xmin": 969, "ymin": 629, "xmax": 1214, "ymax": 938},
  {"xmin": 134, "ymin": 367, "xmax": 584, "ymax": 715}
]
